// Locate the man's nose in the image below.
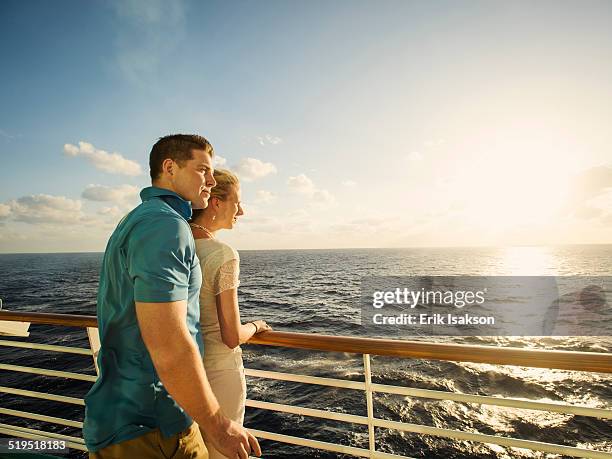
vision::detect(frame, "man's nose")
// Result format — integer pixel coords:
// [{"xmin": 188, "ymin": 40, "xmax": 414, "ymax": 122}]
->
[
  {"xmin": 237, "ymin": 206, "xmax": 244, "ymax": 216},
  {"xmin": 207, "ymin": 174, "xmax": 216, "ymax": 187}
]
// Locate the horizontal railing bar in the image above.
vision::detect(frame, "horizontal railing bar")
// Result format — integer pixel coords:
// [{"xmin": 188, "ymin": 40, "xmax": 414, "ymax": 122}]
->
[
  {"xmin": 248, "ymin": 428, "xmax": 415, "ymax": 459},
  {"xmin": 247, "ymin": 396, "xmax": 611, "ymax": 457},
  {"xmin": 249, "ymin": 331, "xmax": 612, "ymax": 374},
  {"xmin": 0, "ymin": 407, "xmax": 83, "ymax": 428},
  {"xmin": 0, "ymin": 339, "xmax": 93, "ymax": 355},
  {"xmin": 245, "ymin": 368, "xmax": 365, "ymax": 390},
  {"xmin": 1, "ymin": 311, "xmax": 611, "ymax": 373},
  {"xmin": 246, "ymin": 399, "xmax": 368, "ymax": 425},
  {"xmin": 0, "ymin": 310, "xmax": 97, "ymax": 328},
  {"xmin": 248, "ymin": 428, "xmax": 377, "ymax": 458},
  {"xmin": 0, "ymin": 426, "xmax": 87, "ymax": 452},
  {"xmin": 0, "ymin": 363, "xmax": 97, "ymax": 382},
  {"xmin": 371, "ymin": 383, "xmax": 612, "ymax": 419},
  {"xmin": 3, "ymin": 367, "xmax": 607, "ymax": 421},
  {"xmin": 0, "ymin": 422, "xmax": 86, "ymax": 444},
  {"xmin": 373, "ymin": 418, "xmax": 612, "ymax": 459},
  {"xmin": 247, "ymin": 369, "xmax": 612, "ymax": 420},
  {"xmin": 371, "ymin": 452, "xmax": 417, "ymax": 459},
  {"xmin": 0, "ymin": 386, "xmax": 85, "ymax": 405}
]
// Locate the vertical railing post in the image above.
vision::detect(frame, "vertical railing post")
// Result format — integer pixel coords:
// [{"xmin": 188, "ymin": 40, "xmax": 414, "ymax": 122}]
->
[
  {"xmin": 363, "ymin": 353, "xmax": 375, "ymax": 456},
  {"xmin": 87, "ymin": 327, "xmax": 101, "ymax": 376}
]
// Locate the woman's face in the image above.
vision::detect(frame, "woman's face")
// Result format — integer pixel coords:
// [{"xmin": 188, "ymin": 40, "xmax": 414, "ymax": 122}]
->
[{"xmin": 216, "ymin": 185, "xmax": 244, "ymax": 230}]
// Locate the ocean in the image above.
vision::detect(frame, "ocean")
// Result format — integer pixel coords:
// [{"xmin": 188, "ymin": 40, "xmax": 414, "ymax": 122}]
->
[{"xmin": 0, "ymin": 246, "xmax": 610, "ymax": 458}]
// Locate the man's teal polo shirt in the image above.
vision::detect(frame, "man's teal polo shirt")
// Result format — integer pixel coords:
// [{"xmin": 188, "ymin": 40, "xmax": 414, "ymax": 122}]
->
[{"xmin": 83, "ymin": 186, "xmax": 203, "ymax": 452}]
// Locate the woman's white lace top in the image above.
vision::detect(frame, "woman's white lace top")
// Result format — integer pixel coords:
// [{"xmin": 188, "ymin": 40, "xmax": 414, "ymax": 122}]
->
[{"xmin": 195, "ymin": 238, "xmax": 242, "ymax": 370}]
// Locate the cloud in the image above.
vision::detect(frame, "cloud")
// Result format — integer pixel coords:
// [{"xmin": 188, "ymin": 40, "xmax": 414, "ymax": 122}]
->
[
  {"xmin": 403, "ymin": 139, "xmax": 444, "ymax": 163},
  {"xmin": 572, "ymin": 165, "xmax": 612, "ymax": 199},
  {"xmin": 424, "ymin": 139, "xmax": 445, "ymax": 148},
  {"xmin": 214, "ymin": 155, "xmax": 227, "ymax": 168},
  {"xmin": 328, "ymin": 216, "xmax": 405, "ymax": 237},
  {"xmin": 0, "ymin": 228, "xmax": 29, "ymax": 242},
  {"xmin": 313, "ymin": 189, "xmax": 335, "ymax": 205},
  {"xmin": 0, "ymin": 203, "xmax": 10, "ymax": 219},
  {"xmin": 567, "ymin": 165, "xmax": 612, "ymax": 222},
  {"xmin": 242, "ymin": 215, "xmax": 283, "ymax": 233},
  {"xmin": 573, "ymin": 205, "xmax": 603, "ymax": 219},
  {"xmin": 7, "ymin": 194, "xmax": 84, "ymax": 224},
  {"xmin": 406, "ymin": 151, "xmax": 423, "ymax": 161},
  {"xmin": 287, "ymin": 174, "xmax": 315, "ymax": 195},
  {"xmin": 287, "ymin": 173, "xmax": 336, "ymax": 206},
  {"xmin": 234, "ymin": 157, "xmax": 277, "ymax": 182},
  {"xmin": 241, "ymin": 209, "xmax": 314, "ymax": 234},
  {"xmin": 0, "ymin": 128, "xmax": 19, "ymax": 141},
  {"xmin": 342, "ymin": 180, "xmax": 357, "ymax": 187},
  {"xmin": 255, "ymin": 190, "xmax": 276, "ymax": 204},
  {"xmin": 82, "ymin": 184, "xmax": 140, "ymax": 203},
  {"xmin": 64, "ymin": 141, "xmax": 142, "ymax": 176},
  {"xmin": 98, "ymin": 206, "xmax": 126, "ymax": 219},
  {"xmin": 112, "ymin": 0, "xmax": 183, "ymax": 24},
  {"xmin": 578, "ymin": 189, "xmax": 612, "ymax": 222},
  {"xmin": 257, "ymin": 134, "xmax": 283, "ymax": 146},
  {"xmin": 586, "ymin": 189, "xmax": 612, "ymax": 210}
]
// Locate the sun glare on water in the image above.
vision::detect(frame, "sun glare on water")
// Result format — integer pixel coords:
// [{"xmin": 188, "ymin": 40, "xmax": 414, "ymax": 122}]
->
[{"xmin": 499, "ymin": 246, "xmax": 558, "ymax": 275}]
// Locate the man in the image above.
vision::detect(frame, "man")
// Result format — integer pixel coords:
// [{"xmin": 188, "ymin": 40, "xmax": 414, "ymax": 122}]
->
[{"xmin": 84, "ymin": 134, "xmax": 261, "ymax": 459}]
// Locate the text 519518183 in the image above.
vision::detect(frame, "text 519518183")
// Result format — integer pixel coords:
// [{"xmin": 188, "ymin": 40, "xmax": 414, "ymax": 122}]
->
[{"xmin": 0, "ymin": 438, "xmax": 69, "ymax": 454}]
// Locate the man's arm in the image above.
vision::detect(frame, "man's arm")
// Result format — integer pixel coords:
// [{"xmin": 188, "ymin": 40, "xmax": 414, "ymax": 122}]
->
[{"xmin": 135, "ymin": 300, "xmax": 261, "ymax": 459}]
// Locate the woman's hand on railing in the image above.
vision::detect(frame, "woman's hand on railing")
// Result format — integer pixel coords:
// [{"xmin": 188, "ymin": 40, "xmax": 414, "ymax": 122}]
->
[{"xmin": 252, "ymin": 320, "xmax": 272, "ymax": 333}]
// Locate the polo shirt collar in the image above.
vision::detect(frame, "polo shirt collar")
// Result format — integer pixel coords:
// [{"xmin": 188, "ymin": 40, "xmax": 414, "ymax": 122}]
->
[{"xmin": 140, "ymin": 186, "xmax": 193, "ymax": 220}]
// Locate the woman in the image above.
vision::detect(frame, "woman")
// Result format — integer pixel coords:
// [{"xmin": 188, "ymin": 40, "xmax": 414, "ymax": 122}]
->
[{"xmin": 190, "ymin": 168, "xmax": 271, "ymax": 459}]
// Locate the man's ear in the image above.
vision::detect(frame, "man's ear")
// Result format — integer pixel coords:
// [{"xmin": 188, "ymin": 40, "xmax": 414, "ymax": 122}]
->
[{"xmin": 161, "ymin": 158, "xmax": 174, "ymax": 176}]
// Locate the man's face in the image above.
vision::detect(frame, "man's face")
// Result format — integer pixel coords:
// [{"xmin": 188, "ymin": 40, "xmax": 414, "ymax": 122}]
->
[{"xmin": 171, "ymin": 149, "xmax": 216, "ymax": 209}]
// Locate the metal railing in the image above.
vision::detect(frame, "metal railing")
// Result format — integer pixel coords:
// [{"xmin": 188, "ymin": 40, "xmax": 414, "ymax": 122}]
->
[{"xmin": 0, "ymin": 310, "xmax": 611, "ymax": 458}]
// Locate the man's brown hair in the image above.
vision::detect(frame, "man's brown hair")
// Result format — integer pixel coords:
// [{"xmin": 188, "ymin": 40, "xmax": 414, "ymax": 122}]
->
[{"xmin": 149, "ymin": 134, "xmax": 214, "ymax": 181}]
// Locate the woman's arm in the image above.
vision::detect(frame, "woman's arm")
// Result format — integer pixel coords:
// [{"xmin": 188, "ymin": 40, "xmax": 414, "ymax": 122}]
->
[
  {"xmin": 216, "ymin": 289, "xmax": 270, "ymax": 348},
  {"xmin": 214, "ymin": 256, "xmax": 272, "ymax": 349}
]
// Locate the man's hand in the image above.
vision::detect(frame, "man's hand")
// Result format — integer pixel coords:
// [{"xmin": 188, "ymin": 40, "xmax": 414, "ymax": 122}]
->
[
  {"xmin": 135, "ymin": 301, "xmax": 261, "ymax": 456},
  {"xmin": 201, "ymin": 412, "xmax": 261, "ymax": 458}
]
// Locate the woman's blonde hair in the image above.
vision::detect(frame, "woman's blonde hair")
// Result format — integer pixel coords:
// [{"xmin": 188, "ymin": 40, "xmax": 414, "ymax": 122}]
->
[
  {"xmin": 190, "ymin": 168, "xmax": 240, "ymax": 221},
  {"xmin": 211, "ymin": 168, "xmax": 240, "ymax": 200}
]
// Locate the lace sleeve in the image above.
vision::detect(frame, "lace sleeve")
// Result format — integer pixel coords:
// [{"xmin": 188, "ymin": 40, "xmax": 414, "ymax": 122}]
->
[{"xmin": 214, "ymin": 258, "xmax": 240, "ymax": 294}]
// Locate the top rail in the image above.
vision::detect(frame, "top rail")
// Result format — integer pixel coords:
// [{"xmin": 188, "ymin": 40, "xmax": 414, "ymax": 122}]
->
[
  {"xmin": 249, "ymin": 332, "xmax": 612, "ymax": 373},
  {"xmin": 1, "ymin": 311, "xmax": 611, "ymax": 373},
  {"xmin": 0, "ymin": 311, "xmax": 96, "ymax": 328}
]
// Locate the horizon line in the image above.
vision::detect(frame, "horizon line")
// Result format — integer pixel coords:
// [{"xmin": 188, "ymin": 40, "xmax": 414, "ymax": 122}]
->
[{"xmin": 1, "ymin": 242, "xmax": 611, "ymax": 256}]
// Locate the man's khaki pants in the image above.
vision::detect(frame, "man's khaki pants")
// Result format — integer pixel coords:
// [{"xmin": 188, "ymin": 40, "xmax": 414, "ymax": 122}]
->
[{"xmin": 89, "ymin": 422, "xmax": 208, "ymax": 458}]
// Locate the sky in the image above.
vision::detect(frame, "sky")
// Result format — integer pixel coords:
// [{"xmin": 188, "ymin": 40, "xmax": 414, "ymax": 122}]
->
[{"xmin": 1, "ymin": 0, "xmax": 612, "ymax": 253}]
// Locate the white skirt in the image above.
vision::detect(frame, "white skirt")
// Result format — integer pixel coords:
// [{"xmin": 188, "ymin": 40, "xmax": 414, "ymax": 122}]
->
[{"xmin": 204, "ymin": 353, "xmax": 246, "ymax": 459}]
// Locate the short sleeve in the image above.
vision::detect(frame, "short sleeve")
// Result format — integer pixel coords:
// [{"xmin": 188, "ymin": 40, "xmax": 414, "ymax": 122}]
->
[
  {"xmin": 215, "ymin": 259, "xmax": 240, "ymax": 294},
  {"xmin": 127, "ymin": 217, "xmax": 195, "ymax": 303}
]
